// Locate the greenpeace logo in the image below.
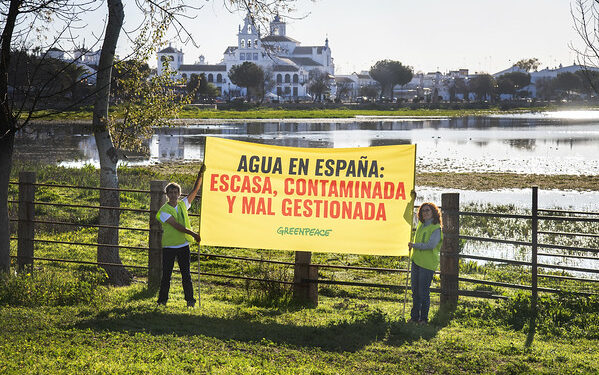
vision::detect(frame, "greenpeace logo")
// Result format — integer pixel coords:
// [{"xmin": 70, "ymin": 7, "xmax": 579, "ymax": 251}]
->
[{"xmin": 277, "ymin": 227, "xmax": 332, "ymax": 237}]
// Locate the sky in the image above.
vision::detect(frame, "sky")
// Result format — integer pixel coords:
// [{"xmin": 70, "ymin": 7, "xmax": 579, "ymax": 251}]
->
[{"xmin": 79, "ymin": 0, "xmax": 583, "ymax": 75}]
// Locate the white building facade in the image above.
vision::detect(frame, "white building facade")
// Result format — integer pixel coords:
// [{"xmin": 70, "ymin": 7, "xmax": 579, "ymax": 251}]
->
[{"xmin": 157, "ymin": 14, "xmax": 334, "ymax": 100}]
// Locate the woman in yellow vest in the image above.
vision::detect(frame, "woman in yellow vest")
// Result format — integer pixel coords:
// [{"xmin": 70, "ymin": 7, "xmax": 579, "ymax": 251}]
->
[
  {"xmin": 408, "ymin": 202, "xmax": 443, "ymax": 324},
  {"xmin": 157, "ymin": 166, "xmax": 204, "ymax": 307}
]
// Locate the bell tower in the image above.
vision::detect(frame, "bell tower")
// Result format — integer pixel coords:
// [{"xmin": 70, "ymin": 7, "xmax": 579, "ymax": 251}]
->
[{"xmin": 269, "ymin": 14, "xmax": 286, "ymax": 36}]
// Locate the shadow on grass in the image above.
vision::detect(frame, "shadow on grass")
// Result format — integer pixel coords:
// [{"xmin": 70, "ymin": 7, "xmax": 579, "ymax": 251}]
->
[
  {"xmin": 76, "ymin": 307, "xmax": 443, "ymax": 352},
  {"xmin": 385, "ymin": 306, "xmax": 452, "ymax": 346}
]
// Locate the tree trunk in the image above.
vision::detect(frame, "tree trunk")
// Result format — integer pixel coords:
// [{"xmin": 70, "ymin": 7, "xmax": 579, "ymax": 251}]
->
[
  {"xmin": 0, "ymin": 0, "xmax": 22, "ymax": 273},
  {"xmin": 0, "ymin": 133, "xmax": 14, "ymax": 273},
  {"xmin": 92, "ymin": 0, "xmax": 131, "ymax": 285}
]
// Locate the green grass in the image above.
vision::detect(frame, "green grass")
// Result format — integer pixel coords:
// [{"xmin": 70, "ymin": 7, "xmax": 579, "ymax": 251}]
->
[
  {"xmin": 29, "ymin": 104, "xmax": 584, "ymax": 121},
  {"xmin": 1, "ymin": 274, "xmax": 599, "ymax": 374},
  {"xmin": 175, "ymin": 107, "xmax": 502, "ymax": 119},
  {"xmin": 4, "ymin": 163, "xmax": 599, "ymax": 373}
]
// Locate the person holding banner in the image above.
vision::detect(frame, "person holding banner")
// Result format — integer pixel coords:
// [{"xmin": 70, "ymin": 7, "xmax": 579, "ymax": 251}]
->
[
  {"xmin": 156, "ymin": 165, "xmax": 205, "ymax": 308},
  {"xmin": 408, "ymin": 202, "xmax": 443, "ymax": 324}
]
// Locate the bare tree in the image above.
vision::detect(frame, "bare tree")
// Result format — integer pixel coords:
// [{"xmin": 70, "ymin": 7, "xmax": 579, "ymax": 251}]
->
[
  {"xmin": 335, "ymin": 80, "xmax": 353, "ymax": 102},
  {"xmin": 0, "ymin": 0, "xmax": 298, "ymax": 280},
  {"xmin": 571, "ymin": 0, "xmax": 599, "ymax": 95},
  {"xmin": 0, "ymin": 0, "xmax": 99, "ymax": 274},
  {"xmin": 307, "ymin": 69, "xmax": 330, "ymax": 102},
  {"xmin": 91, "ymin": 0, "xmax": 296, "ymax": 285}
]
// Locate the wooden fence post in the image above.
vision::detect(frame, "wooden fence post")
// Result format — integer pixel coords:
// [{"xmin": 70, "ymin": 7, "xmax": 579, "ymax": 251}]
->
[
  {"xmin": 440, "ymin": 193, "xmax": 460, "ymax": 311},
  {"xmin": 525, "ymin": 186, "xmax": 539, "ymax": 347},
  {"xmin": 293, "ymin": 251, "xmax": 318, "ymax": 306},
  {"xmin": 149, "ymin": 180, "xmax": 167, "ymax": 290},
  {"xmin": 17, "ymin": 172, "xmax": 36, "ymax": 272}
]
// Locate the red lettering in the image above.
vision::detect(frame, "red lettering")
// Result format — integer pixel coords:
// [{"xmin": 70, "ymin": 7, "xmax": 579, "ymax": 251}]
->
[
  {"xmin": 242, "ymin": 196, "xmax": 255, "ymax": 214},
  {"xmin": 210, "ymin": 174, "xmax": 219, "ymax": 191},
  {"xmin": 241, "ymin": 176, "xmax": 251, "ymax": 192},
  {"xmin": 384, "ymin": 182, "xmax": 394, "ymax": 199},
  {"xmin": 361, "ymin": 182, "xmax": 371, "ymax": 198},
  {"xmin": 230, "ymin": 175, "xmax": 240, "ymax": 192},
  {"xmin": 226, "ymin": 195, "xmax": 236, "ymax": 213},
  {"xmin": 328, "ymin": 180, "xmax": 338, "ymax": 197},
  {"xmin": 293, "ymin": 199, "xmax": 302, "ymax": 216},
  {"xmin": 376, "ymin": 203, "xmax": 386, "ymax": 220},
  {"xmin": 256, "ymin": 197, "xmax": 266, "ymax": 214},
  {"xmin": 252, "ymin": 176, "xmax": 262, "ymax": 193},
  {"xmin": 282, "ymin": 198, "xmax": 292, "ymax": 216},
  {"xmin": 365, "ymin": 202, "xmax": 375, "ymax": 220},
  {"xmin": 297, "ymin": 178, "xmax": 306, "ymax": 195},
  {"xmin": 303, "ymin": 199, "xmax": 313, "ymax": 216},
  {"xmin": 372, "ymin": 183, "xmax": 382, "ymax": 199},
  {"xmin": 219, "ymin": 174, "xmax": 229, "ymax": 192},
  {"xmin": 330, "ymin": 201, "xmax": 340, "ymax": 218},
  {"xmin": 342, "ymin": 201, "xmax": 352, "ymax": 218},
  {"xmin": 284, "ymin": 178, "xmax": 294, "ymax": 195},
  {"xmin": 395, "ymin": 182, "xmax": 406, "ymax": 200},
  {"xmin": 314, "ymin": 200, "xmax": 323, "ymax": 218},
  {"xmin": 263, "ymin": 177, "xmax": 272, "ymax": 195},
  {"xmin": 353, "ymin": 202, "xmax": 363, "ymax": 220},
  {"xmin": 308, "ymin": 179, "xmax": 318, "ymax": 196}
]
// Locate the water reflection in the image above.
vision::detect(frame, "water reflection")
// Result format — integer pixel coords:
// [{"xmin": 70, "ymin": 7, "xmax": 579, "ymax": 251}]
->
[{"xmin": 14, "ymin": 114, "xmax": 599, "ymax": 175}]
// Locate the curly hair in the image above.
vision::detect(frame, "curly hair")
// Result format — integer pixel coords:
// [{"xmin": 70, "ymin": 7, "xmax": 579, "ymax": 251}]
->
[
  {"xmin": 164, "ymin": 182, "xmax": 181, "ymax": 194},
  {"xmin": 417, "ymin": 202, "xmax": 442, "ymax": 226}
]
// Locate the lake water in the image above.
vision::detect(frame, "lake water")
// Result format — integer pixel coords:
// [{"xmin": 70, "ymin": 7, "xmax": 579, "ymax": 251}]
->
[
  {"xmin": 14, "ymin": 111, "xmax": 599, "ymax": 277},
  {"xmin": 14, "ymin": 112, "xmax": 599, "ymax": 209},
  {"xmin": 15, "ymin": 112, "xmax": 599, "ymax": 176}
]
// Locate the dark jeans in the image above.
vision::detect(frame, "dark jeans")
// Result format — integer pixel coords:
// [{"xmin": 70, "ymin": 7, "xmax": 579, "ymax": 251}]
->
[
  {"xmin": 410, "ymin": 261, "xmax": 435, "ymax": 322},
  {"xmin": 157, "ymin": 245, "xmax": 195, "ymax": 305}
]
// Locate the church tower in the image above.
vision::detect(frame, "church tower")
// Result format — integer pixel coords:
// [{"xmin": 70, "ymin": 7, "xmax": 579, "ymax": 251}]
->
[
  {"xmin": 237, "ymin": 13, "xmax": 261, "ymax": 62},
  {"xmin": 269, "ymin": 14, "xmax": 286, "ymax": 36}
]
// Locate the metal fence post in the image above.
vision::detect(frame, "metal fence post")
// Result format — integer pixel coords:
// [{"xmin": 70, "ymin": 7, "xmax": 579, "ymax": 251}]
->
[
  {"xmin": 440, "ymin": 193, "xmax": 460, "ymax": 311},
  {"xmin": 293, "ymin": 251, "xmax": 318, "ymax": 306},
  {"xmin": 526, "ymin": 186, "xmax": 539, "ymax": 347},
  {"xmin": 149, "ymin": 180, "xmax": 167, "ymax": 290},
  {"xmin": 17, "ymin": 172, "xmax": 36, "ymax": 272}
]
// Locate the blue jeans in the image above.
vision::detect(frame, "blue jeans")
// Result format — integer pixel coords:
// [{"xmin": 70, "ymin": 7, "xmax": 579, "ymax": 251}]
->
[
  {"xmin": 157, "ymin": 245, "xmax": 195, "ymax": 305},
  {"xmin": 410, "ymin": 261, "xmax": 435, "ymax": 322}
]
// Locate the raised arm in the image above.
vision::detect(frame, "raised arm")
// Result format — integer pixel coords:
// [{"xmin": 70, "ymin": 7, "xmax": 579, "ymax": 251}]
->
[{"xmin": 187, "ymin": 163, "xmax": 206, "ymax": 202}]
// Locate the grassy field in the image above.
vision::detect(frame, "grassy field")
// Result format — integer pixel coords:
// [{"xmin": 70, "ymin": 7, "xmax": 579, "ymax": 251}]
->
[
  {"xmin": 3, "ymin": 163, "xmax": 599, "ymax": 373},
  {"xmin": 29, "ymin": 104, "xmax": 566, "ymax": 121},
  {"xmin": 2, "ymin": 275, "xmax": 599, "ymax": 374}
]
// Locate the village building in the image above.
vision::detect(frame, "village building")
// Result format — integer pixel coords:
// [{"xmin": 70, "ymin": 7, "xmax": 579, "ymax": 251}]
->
[{"xmin": 156, "ymin": 14, "xmax": 334, "ymax": 100}]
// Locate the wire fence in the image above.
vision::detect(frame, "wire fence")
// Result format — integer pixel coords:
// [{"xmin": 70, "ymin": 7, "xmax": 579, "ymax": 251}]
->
[{"xmin": 8, "ymin": 175, "xmax": 599, "ymax": 304}]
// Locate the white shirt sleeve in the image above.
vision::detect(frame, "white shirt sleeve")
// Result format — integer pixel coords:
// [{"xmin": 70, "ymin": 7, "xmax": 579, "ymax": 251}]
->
[
  {"xmin": 159, "ymin": 211, "xmax": 172, "ymax": 223},
  {"xmin": 159, "ymin": 198, "xmax": 190, "ymax": 223}
]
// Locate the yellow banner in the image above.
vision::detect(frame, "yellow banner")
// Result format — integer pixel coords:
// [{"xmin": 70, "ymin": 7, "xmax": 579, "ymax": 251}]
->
[{"xmin": 200, "ymin": 137, "xmax": 416, "ymax": 256}]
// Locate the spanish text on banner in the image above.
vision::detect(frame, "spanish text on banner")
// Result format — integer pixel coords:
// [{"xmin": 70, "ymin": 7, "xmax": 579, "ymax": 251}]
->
[{"xmin": 200, "ymin": 137, "xmax": 416, "ymax": 256}]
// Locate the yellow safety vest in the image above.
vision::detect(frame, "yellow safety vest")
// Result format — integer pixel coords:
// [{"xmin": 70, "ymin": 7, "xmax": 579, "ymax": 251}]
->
[
  {"xmin": 156, "ymin": 200, "xmax": 195, "ymax": 247},
  {"xmin": 411, "ymin": 222, "xmax": 442, "ymax": 271}
]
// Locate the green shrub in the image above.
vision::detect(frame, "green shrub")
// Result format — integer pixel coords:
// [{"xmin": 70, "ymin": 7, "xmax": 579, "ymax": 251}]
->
[
  {"xmin": 456, "ymin": 292, "xmax": 599, "ymax": 339},
  {"xmin": 0, "ymin": 266, "xmax": 108, "ymax": 307},
  {"xmin": 243, "ymin": 261, "xmax": 293, "ymax": 307}
]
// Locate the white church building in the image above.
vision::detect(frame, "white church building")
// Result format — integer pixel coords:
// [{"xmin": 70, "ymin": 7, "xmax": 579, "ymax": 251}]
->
[{"xmin": 157, "ymin": 14, "xmax": 334, "ymax": 99}]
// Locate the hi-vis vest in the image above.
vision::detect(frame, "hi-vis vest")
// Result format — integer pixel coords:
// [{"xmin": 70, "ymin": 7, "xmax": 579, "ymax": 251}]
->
[
  {"xmin": 411, "ymin": 222, "xmax": 442, "ymax": 271},
  {"xmin": 156, "ymin": 200, "xmax": 195, "ymax": 247}
]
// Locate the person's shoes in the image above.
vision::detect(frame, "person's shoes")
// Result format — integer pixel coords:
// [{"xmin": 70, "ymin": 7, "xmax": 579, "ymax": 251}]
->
[
  {"xmin": 407, "ymin": 319, "xmax": 417, "ymax": 324},
  {"xmin": 157, "ymin": 301, "xmax": 166, "ymax": 307},
  {"xmin": 186, "ymin": 301, "xmax": 195, "ymax": 308}
]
